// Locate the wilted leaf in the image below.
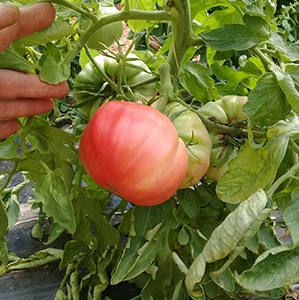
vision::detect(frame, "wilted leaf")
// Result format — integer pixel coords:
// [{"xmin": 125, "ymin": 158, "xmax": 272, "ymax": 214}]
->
[{"xmin": 186, "ymin": 189, "xmax": 269, "ymax": 293}]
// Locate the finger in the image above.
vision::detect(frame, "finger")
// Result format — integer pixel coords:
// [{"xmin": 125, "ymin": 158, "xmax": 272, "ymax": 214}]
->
[
  {"xmin": 0, "ymin": 70, "xmax": 69, "ymax": 99},
  {"xmin": 0, "ymin": 3, "xmax": 56, "ymax": 52},
  {"xmin": 0, "ymin": 120, "xmax": 19, "ymax": 140},
  {"xmin": 0, "ymin": 3, "xmax": 20, "ymax": 30},
  {"xmin": 0, "ymin": 98, "xmax": 53, "ymax": 120}
]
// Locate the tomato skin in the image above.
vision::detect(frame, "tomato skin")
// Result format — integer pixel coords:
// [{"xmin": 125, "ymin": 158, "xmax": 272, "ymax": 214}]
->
[
  {"xmin": 73, "ymin": 54, "xmax": 156, "ymax": 118},
  {"xmin": 79, "ymin": 101, "xmax": 189, "ymax": 206},
  {"xmin": 199, "ymin": 95, "xmax": 247, "ymax": 181},
  {"xmin": 164, "ymin": 102, "xmax": 212, "ymax": 188},
  {"xmin": 87, "ymin": 6, "xmax": 124, "ymax": 50}
]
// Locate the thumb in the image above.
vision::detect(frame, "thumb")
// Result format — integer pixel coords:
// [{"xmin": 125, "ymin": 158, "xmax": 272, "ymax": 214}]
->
[{"xmin": 0, "ymin": 3, "xmax": 20, "ymax": 30}]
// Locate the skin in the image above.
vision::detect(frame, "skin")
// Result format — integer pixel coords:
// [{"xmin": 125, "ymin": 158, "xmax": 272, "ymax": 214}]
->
[{"xmin": 0, "ymin": 3, "xmax": 69, "ymax": 139}]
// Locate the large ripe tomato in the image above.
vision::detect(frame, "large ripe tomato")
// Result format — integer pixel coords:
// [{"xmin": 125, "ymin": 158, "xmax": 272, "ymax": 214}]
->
[
  {"xmin": 165, "ymin": 102, "xmax": 212, "ymax": 188},
  {"xmin": 87, "ymin": 6, "xmax": 124, "ymax": 50},
  {"xmin": 79, "ymin": 101, "xmax": 189, "ymax": 206},
  {"xmin": 73, "ymin": 54, "xmax": 157, "ymax": 119},
  {"xmin": 199, "ymin": 95, "xmax": 247, "ymax": 181}
]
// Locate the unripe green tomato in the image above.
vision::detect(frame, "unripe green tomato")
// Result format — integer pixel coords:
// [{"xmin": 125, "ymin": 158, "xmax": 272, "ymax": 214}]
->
[
  {"xmin": 73, "ymin": 54, "xmax": 156, "ymax": 118},
  {"xmin": 165, "ymin": 102, "xmax": 212, "ymax": 189},
  {"xmin": 87, "ymin": 6, "xmax": 124, "ymax": 50},
  {"xmin": 206, "ymin": 134, "xmax": 238, "ymax": 181},
  {"xmin": 199, "ymin": 95, "xmax": 247, "ymax": 181}
]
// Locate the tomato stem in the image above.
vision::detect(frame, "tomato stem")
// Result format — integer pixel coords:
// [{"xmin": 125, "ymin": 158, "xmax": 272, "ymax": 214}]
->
[
  {"xmin": 156, "ymin": 63, "xmax": 173, "ymax": 112},
  {"xmin": 165, "ymin": 0, "xmax": 203, "ymax": 75},
  {"xmin": 267, "ymin": 160, "xmax": 299, "ymax": 198},
  {"xmin": 63, "ymin": 9, "xmax": 172, "ymax": 66}
]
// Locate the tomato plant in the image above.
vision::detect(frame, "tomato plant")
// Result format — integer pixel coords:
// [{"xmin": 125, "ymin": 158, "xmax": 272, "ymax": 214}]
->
[
  {"xmin": 73, "ymin": 53, "xmax": 157, "ymax": 118},
  {"xmin": 164, "ymin": 102, "xmax": 212, "ymax": 188},
  {"xmin": 2, "ymin": 0, "xmax": 299, "ymax": 300},
  {"xmin": 79, "ymin": 101, "xmax": 188, "ymax": 206},
  {"xmin": 86, "ymin": 6, "xmax": 124, "ymax": 50}
]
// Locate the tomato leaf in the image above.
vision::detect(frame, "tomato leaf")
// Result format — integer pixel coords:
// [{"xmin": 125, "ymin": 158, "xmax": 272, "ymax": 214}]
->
[
  {"xmin": 177, "ymin": 189, "xmax": 201, "ymax": 219},
  {"xmin": 284, "ymin": 188, "xmax": 299, "ymax": 244},
  {"xmin": 0, "ymin": 141, "xmax": 19, "ymax": 160},
  {"xmin": 216, "ymin": 118, "xmax": 299, "ymax": 203},
  {"xmin": 243, "ymin": 73, "xmax": 291, "ymax": 128},
  {"xmin": 82, "ymin": 190, "xmax": 119, "ymax": 247},
  {"xmin": 199, "ymin": 15, "xmax": 271, "ymax": 51},
  {"xmin": 39, "ymin": 55, "xmax": 70, "ymax": 84},
  {"xmin": 239, "ymin": 244, "xmax": 299, "ymax": 291},
  {"xmin": 178, "ymin": 62, "xmax": 219, "ymax": 103},
  {"xmin": 270, "ymin": 32, "xmax": 299, "ymax": 62},
  {"xmin": 34, "ymin": 168, "xmax": 76, "ymax": 234},
  {"xmin": 210, "ymin": 62, "xmax": 260, "ymax": 91},
  {"xmin": 270, "ymin": 67, "xmax": 299, "ymax": 114},
  {"xmin": 0, "ymin": 43, "xmax": 37, "ymax": 72},
  {"xmin": 60, "ymin": 240, "xmax": 90, "ymax": 269},
  {"xmin": 0, "ymin": 199, "xmax": 8, "ymax": 237},
  {"xmin": 19, "ymin": 19, "xmax": 76, "ymax": 46},
  {"xmin": 111, "ymin": 201, "xmax": 177, "ymax": 285}
]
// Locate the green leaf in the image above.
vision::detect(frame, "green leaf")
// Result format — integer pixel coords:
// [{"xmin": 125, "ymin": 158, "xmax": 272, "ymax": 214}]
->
[
  {"xmin": 0, "ymin": 42, "xmax": 37, "ymax": 72},
  {"xmin": 178, "ymin": 62, "xmax": 219, "ymax": 104},
  {"xmin": 270, "ymin": 32, "xmax": 299, "ymax": 62},
  {"xmin": 31, "ymin": 222, "xmax": 43, "ymax": 239},
  {"xmin": 284, "ymin": 188, "xmax": 299, "ymax": 244},
  {"xmin": 199, "ymin": 15, "xmax": 271, "ymax": 51},
  {"xmin": 217, "ymin": 119, "xmax": 293, "ymax": 203},
  {"xmin": 212, "ymin": 267, "xmax": 235, "ymax": 293},
  {"xmin": 271, "ymin": 69, "xmax": 299, "ymax": 114},
  {"xmin": 210, "ymin": 62, "xmax": 260, "ymax": 91},
  {"xmin": 72, "ymin": 190, "xmax": 91, "ymax": 245},
  {"xmin": 27, "ymin": 125, "xmax": 78, "ymax": 189},
  {"xmin": 19, "ymin": 19, "xmax": 75, "ymax": 46},
  {"xmin": 5, "ymin": 194, "xmax": 20, "ymax": 228},
  {"xmin": 34, "ymin": 168, "xmax": 76, "ymax": 234},
  {"xmin": 0, "ymin": 141, "xmax": 19, "ymax": 160},
  {"xmin": 243, "ymin": 73, "xmax": 291, "ymax": 128},
  {"xmin": 82, "ymin": 190, "xmax": 119, "ymax": 247},
  {"xmin": 44, "ymin": 222, "xmax": 65, "ymax": 245},
  {"xmin": 60, "ymin": 240, "xmax": 90, "ymax": 269},
  {"xmin": 110, "ymin": 206, "xmax": 158, "ymax": 284},
  {"xmin": 111, "ymin": 201, "xmax": 178, "ymax": 285},
  {"xmin": 0, "ymin": 197, "xmax": 8, "ymax": 239},
  {"xmin": 177, "ymin": 188, "xmax": 201, "ymax": 219},
  {"xmin": 39, "ymin": 55, "xmax": 70, "ymax": 84},
  {"xmin": 239, "ymin": 244, "xmax": 299, "ymax": 291}
]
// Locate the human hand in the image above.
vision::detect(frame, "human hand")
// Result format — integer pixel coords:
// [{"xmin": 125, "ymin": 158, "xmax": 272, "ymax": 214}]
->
[{"xmin": 0, "ymin": 3, "xmax": 69, "ymax": 139}]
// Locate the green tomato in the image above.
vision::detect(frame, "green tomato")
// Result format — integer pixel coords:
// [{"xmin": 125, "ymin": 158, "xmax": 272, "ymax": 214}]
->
[
  {"xmin": 199, "ymin": 95, "xmax": 247, "ymax": 181},
  {"xmin": 165, "ymin": 102, "xmax": 212, "ymax": 189},
  {"xmin": 73, "ymin": 53, "xmax": 157, "ymax": 118},
  {"xmin": 87, "ymin": 6, "xmax": 124, "ymax": 50}
]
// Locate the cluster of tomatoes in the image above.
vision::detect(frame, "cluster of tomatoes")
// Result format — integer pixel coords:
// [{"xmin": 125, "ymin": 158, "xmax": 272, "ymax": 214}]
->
[{"xmin": 76, "ymin": 18, "xmax": 248, "ymax": 206}]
